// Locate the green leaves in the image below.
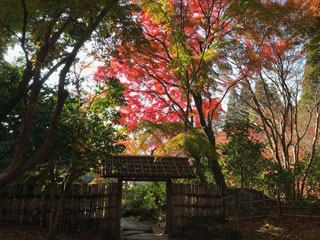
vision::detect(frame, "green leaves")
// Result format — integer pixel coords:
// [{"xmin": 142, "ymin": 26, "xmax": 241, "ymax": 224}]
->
[
  {"xmin": 43, "ymin": 78, "xmax": 126, "ymax": 184},
  {"xmin": 0, "ymin": 61, "xmax": 22, "ymax": 116},
  {"xmin": 228, "ymin": 0, "xmax": 273, "ymax": 24},
  {"xmin": 122, "ymin": 181, "xmax": 166, "ymax": 221},
  {"xmin": 220, "ymin": 119, "xmax": 268, "ymax": 188},
  {"xmin": 157, "ymin": 129, "xmax": 217, "ymax": 160}
]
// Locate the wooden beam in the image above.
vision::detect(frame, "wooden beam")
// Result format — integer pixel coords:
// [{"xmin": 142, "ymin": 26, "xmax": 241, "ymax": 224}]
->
[
  {"xmin": 115, "ymin": 178, "xmax": 123, "ymax": 240},
  {"xmin": 166, "ymin": 179, "xmax": 173, "ymax": 239}
]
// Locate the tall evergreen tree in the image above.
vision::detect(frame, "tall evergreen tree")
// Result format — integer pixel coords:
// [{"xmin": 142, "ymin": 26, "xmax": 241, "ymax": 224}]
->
[
  {"xmin": 301, "ymin": 18, "xmax": 320, "ymax": 106},
  {"xmin": 238, "ymin": 81, "xmax": 251, "ymax": 120},
  {"xmin": 254, "ymin": 77, "xmax": 269, "ymax": 107},
  {"xmin": 226, "ymin": 87, "xmax": 240, "ymax": 121},
  {"xmin": 300, "ymin": 63, "xmax": 320, "ymax": 106},
  {"xmin": 226, "ymin": 82, "xmax": 251, "ymax": 122}
]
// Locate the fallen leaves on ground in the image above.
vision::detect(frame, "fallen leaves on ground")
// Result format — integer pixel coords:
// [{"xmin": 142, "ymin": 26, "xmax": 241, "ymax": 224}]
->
[{"xmin": 229, "ymin": 217, "xmax": 320, "ymax": 240}]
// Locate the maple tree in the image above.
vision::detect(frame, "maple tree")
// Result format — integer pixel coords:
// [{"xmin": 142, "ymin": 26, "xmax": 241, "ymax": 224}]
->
[
  {"xmin": 129, "ymin": 120, "xmax": 185, "ymax": 155},
  {"xmin": 95, "ymin": 0, "xmax": 259, "ymax": 191},
  {"xmin": 234, "ymin": 0, "xmax": 320, "ymax": 197}
]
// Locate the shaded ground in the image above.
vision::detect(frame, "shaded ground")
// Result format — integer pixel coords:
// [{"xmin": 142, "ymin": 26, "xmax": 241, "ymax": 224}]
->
[
  {"xmin": 0, "ymin": 219, "xmax": 167, "ymax": 240},
  {"xmin": 0, "ymin": 217, "xmax": 319, "ymax": 239},
  {"xmin": 0, "ymin": 222, "xmax": 101, "ymax": 240},
  {"xmin": 121, "ymin": 218, "xmax": 167, "ymax": 240},
  {"xmin": 229, "ymin": 217, "xmax": 320, "ymax": 240}
]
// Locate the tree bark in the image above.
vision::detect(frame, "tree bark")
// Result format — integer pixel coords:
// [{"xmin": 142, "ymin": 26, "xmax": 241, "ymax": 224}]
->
[
  {"xmin": 193, "ymin": 154, "xmax": 209, "ymax": 189},
  {"xmin": 192, "ymin": 93, "xmax": 228, "ymax": 192}
]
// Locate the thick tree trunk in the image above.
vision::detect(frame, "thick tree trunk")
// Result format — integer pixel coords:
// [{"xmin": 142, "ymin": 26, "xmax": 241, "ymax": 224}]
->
[
  {"xmin": 193, "ymin": 155, "xmax": 209, "ymax": 189},
  {"xmin": 207, "ymin": 154, "xmax": 228, "ymax": 193},
  {"xmin": 0, "ymin": 166, "xmax": 25, "ymax": 189},
  {"xmin": 0, "ymin": 88, "xmax": 67, "ymax": 190},
  {"xmin": 192, "ymin": 94, "xmax": 228, "ymax": 193},
  {"xmin": 203, "ymin": 124, "xmax": 227, "ymax": 191}
]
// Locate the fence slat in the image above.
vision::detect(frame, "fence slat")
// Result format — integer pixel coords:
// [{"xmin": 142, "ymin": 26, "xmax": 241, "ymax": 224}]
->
[
  {"xmin": 171, "ymin": 184, "xmax": 223, "ymax": 234},
  {"xmin": 0, "ymin": 183, "xmax": 118, "ymax": 234}
]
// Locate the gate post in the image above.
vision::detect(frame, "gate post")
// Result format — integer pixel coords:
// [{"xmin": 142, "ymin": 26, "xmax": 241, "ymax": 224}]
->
[{"xmin": 166, "ymin": 179, "xmax": 173, "ymax": 239}]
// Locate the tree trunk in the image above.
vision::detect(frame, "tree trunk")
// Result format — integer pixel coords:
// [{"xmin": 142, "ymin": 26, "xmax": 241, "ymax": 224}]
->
[
  {"xmin": 208, "ymin": 155, "xmax": 228, "ymax": 193},
  {"xmin": 192, "ymin": 93, "xmax": 227, "ymax": 192},
  {"xmin": 193, "ymin": 155, "xmax": 209, "ymax": 189},
  {"xmin": 0, "ymin": 88, "xmax": 67, "ymax": 190},
  {"xmin": 0, "ymin": 166, "xmax": 25, "ymax": 189}
]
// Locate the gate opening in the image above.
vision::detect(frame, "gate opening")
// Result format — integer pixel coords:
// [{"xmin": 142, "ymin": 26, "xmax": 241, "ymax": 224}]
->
[{"xmin": 102, "ymin": 155, "xmax": 195, "ymax": 240}]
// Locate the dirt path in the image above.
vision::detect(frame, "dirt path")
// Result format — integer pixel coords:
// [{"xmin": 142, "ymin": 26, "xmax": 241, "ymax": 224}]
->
[{"xmin": 121, "ymin": 219, "xmax": 167, "ymax": 240}]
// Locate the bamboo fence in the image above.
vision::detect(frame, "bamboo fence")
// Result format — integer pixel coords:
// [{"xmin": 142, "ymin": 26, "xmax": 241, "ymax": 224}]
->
[
  {"xmin": 2, "ymin": 182, "xmax": 318, "ymax": 236},
  {"xmin": 224, "ymin": 193, "xmax": 320, "ymax": 220},
  {"xmin": 0, "ymin": 183, "xmax": 118, "ymax": 233},
  {"xmin": 171, "ymin": 184, "xmax": 224, "ymax": 232}
]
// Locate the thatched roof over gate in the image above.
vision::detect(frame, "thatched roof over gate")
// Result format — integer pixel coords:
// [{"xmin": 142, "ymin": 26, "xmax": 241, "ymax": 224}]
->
[{"xmin": 102, "ymin": 155, "xmax": 195, "ymax": 181}]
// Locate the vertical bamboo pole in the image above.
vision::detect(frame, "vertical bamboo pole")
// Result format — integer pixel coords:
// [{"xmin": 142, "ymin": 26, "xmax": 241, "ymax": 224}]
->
[
  {"xmin": 166, "ymin": 179, "xmax": 173, "ymax": 239},
  {"xmin": 115, "ymin": 178, "xmax": 123, "ymax": 240}
]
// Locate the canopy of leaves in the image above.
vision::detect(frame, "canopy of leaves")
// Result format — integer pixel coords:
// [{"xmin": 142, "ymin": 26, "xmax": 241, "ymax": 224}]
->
[
  {"xmin": 0, "ymin": 0, "xmax": 140, "ymax": 188},
  {"xmin": 0, "ymin": 0, "xmax": 140, "ymax": 121},
  {"xmin": 46, "ymin": 79, "xmax": 126, "ymax": 184},
  {"xmin": 95, "ymin": 0, "xmax": 260, "ymax": 129},
  {"xmin": 156, "ymin": 129, "xmax": 217, "ymax": 161},
  {"xmin": 129, "ymin": 120, "xmax": 185, "ymax": 154},
  {"xmin": 6, "ymin": 77, "xmax": 127, "ymax": 185}
]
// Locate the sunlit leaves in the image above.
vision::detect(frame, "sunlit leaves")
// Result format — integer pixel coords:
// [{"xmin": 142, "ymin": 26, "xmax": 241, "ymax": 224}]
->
[
  {"xmin": 156, "ymin": 129, "xmax": 218, "ymax": 160},
  {"xmin": 96, "ymin": 0, "xmax": 243, "ymax": 130}
]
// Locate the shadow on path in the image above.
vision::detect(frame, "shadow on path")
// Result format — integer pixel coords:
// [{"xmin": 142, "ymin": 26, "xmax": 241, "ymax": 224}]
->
[{"xmin": 121, "ymin": 219, "xmax": 167, "ymax": 240}]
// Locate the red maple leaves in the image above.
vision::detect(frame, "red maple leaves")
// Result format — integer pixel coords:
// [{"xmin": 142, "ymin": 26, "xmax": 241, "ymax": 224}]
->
[{"xmin": 95, "ymin": 0, "xmax": 245, "ymax": 129}]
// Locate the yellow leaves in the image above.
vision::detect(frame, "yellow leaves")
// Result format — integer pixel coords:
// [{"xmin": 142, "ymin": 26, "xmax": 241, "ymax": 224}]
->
[
  {"xmin": 156, "ymin": 129, "xmax": 218, "ymax": 160},
  {"xmin": 201, "ymin": 49, "xmax": 218, "ymax": 62},
  {"xmin": 89, "ymin": 173, "xmax": 107, "ymax": 185},
  {"xmin": 31, "ymin": 56, "xmax": 37, "ymax": 67},
  {"xmin": 35, "ymin": 41, "xmax": 42, "ymax": 50}
]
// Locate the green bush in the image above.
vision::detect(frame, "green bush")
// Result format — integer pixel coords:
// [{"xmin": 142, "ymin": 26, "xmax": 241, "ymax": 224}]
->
[{"xmin": 122, "ymin": 182, "xmax": 166, "ymax": 221}]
